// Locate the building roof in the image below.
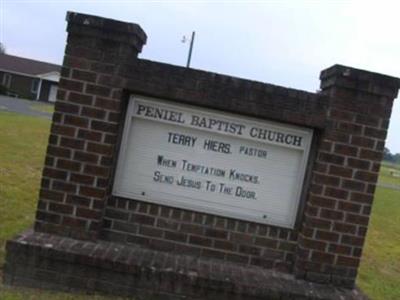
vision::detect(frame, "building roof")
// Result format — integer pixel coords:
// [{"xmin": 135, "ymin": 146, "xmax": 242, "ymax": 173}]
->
[{"xmin": 0, "ymin": 53, "xmax": 61, "ymax": 76}]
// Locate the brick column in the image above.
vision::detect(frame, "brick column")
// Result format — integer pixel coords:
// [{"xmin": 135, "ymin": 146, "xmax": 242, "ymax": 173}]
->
[
  {"xmin": 34, "ymin": 12, "xmax": 147, "ymax": 240},
  {"xmin": 294, "ymin": 65, "xmax": 400, "ymax": 287}
]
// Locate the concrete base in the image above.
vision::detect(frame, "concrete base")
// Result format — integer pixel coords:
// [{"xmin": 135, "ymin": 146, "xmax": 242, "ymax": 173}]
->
[{"xmin": 3, "ymin": 230, "xmax": 368, "ymax": 300}]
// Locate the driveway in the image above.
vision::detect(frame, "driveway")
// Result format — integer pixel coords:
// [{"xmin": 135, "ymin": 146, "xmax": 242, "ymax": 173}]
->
[{"xmin": 0, "ymin": 95, "xmax": 53, "ymax": 119}]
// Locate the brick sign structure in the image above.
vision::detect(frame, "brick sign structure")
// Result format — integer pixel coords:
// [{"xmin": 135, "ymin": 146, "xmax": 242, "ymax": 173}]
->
[{"xmin": 4, "ymin": 12, "xmax": 400, "ymax": 299}]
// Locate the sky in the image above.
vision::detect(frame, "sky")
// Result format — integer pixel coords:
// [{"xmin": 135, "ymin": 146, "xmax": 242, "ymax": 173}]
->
[{"xmin": 1, "ymin": 0, "xmax": 399, "ymax": 152}]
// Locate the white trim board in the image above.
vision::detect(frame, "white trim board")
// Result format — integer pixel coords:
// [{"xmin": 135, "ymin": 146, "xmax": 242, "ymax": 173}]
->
[{"xmin": 0, "ymin": 68, "xmax": 60, "ymax": 82}]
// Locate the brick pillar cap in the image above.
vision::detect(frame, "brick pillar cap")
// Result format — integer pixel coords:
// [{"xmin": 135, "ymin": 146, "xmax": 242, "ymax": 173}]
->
[
  {"xmin": 320, "ymin": 64, "xmax": 400, "ymax": 98},
  {"xmin": 66, "ymin": 11, "xmax": 147, "ymax": 52}
]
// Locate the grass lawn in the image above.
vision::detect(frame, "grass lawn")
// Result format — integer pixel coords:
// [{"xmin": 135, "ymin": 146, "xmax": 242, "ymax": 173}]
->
[
  {"xmin": 0, "ymin": 111, "xmax": 399, "ymax": 299},
  {"xmin": 0, "ymin": 112, "xmax": 119, "ymax": 300},
  {"xmin": 358, "ymin": 187, "xmax": 400, "ymax": 300},
  {"xmin": 0, "ymin": 112, "xmax": 50, "ymax": 267}
]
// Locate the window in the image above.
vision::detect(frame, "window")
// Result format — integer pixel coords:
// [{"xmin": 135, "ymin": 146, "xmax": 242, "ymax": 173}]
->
[
  {"xmin": 2, "ymin": 73, "xmax": 11, "ymax": 88},
  {"xmin": 31, "ymin": 79, "xmax": 40, "ymax": 93}
]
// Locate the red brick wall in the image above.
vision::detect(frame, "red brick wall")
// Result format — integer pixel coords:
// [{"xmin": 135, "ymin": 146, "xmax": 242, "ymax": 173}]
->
[
  {"xmin": 33, "ymin": 11, "xmax": 400, "ymax": 288},
  {"xmin": 294, "ymin": 67, "xmax": 399, "ymax": 287},
  {"xmin": 34, "ymin": 12, "xmax": 147, "ymax": 240},
  {"xmin": 103, "ymin": 197, "xmax": 298, "ymax": 272}
]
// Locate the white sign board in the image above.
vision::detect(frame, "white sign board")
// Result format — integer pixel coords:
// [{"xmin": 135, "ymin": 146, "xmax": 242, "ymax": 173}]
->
[{"xmin": 113, "ymin": 96, "xmax": 313, "ymax": 228}]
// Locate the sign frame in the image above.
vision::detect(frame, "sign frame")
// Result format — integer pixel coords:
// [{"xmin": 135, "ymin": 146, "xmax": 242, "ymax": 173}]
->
[{"xmin": 113, "ymin": 95, "xmax": 314, "ymax": 228}]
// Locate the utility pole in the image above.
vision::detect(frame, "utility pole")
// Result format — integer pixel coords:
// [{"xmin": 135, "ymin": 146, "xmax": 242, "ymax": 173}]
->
[{"xmin": 184, "ymin": 31, "xmax": 195, "ymax": 68}]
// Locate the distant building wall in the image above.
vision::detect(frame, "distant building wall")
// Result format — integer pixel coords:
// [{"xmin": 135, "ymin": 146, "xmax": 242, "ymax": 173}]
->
[
  {"xmin": 0, "ymin": 70, "xmax": 58, "ymax": 101},
  {"xmin": 0, "ymin": 71, "xmax": 36, "ymax": 99}
]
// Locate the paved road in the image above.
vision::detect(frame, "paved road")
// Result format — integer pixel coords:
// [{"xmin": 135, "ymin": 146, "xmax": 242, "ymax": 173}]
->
[
  {"xmin": 0, "ymin": 95, "xmax": 53, "ymax": 119},
  {"xmin": 377, "ymin": 182, "xmax": 400, "ymax": 191}
]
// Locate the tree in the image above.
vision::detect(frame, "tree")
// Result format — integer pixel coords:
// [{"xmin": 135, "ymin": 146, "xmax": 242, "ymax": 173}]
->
[
  {"xmin": 383, "ymin": 147, "xmax": 393, "ymax": 162},
  {"xmin": 383, "ymin": 147, "xmax": 400, "ymax": 164},
  {"xmin": 0, "ymin": 42, "xmax": 5, "ymax": 54}
]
